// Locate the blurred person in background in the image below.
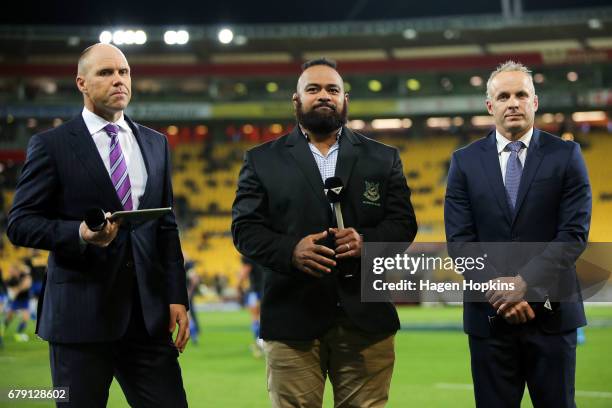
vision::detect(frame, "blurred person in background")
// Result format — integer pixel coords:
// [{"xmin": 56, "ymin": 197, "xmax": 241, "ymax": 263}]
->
[
  {"xmin": 237, "ymin": 256, "xmax": 264, "ymax": 357},
  {"xmin": 23, "ymin": 249, "xmax": 46, "ymax": 320},
  {"xmin": 5, "ymin": 263, "xmax": 32, "ymax": 342},
  {"xmin": 0, "ymin": 266, "xmax": 8, "ymax": 348},
  {"xmin": 185, "ymin": 258, "xmax": 201, "ymax": 345}
]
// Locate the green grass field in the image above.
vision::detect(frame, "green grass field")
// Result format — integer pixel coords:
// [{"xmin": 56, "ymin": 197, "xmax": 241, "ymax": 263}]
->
[{"xmin": 1, "ymin": 305, "xmax": 611, "ymax": 407}]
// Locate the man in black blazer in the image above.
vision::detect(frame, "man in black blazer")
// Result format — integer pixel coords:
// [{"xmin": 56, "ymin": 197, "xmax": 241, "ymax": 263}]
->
[
  {"xmin": 444, "ymin": 61, "xmax": 591, "ymax": 408},
  {"xmin": 232, "ymin": 58, "xmax": 417, "ymax": 407},
  {"xmin": 7, "ymin": 43, "xmax": 189, "ymax": 407}
]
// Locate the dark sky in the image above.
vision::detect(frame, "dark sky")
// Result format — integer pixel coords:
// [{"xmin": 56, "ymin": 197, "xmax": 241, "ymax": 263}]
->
[{"xmin": 7, "ymin": 0, "xmax": 611, "ymax": 25}]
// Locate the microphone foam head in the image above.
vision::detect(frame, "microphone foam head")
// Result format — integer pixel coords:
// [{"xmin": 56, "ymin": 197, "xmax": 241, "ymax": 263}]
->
[
  {"xmin": 85, "ymin": 208, "xmax": 106, "ymax": 231},
  {"xmin": 324, "ymin": 177, "xmax": 344, "ymax": 203}
]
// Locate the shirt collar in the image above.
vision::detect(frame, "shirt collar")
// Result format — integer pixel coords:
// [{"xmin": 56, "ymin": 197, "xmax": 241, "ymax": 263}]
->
[
  {"xmin": 82, "ymin": 107, "xmax": 129, "ymax": 136},
  {"xmin": 496, "ymin": 127, "xmax": 533, "ymax": 154}
]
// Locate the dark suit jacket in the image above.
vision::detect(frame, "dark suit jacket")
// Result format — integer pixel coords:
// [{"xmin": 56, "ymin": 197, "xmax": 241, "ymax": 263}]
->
[
  {"xmin": 7, "ymin": 115, "xmax": 188, "ymax": 343},
  {"xmin": 444, "ymin": 129, "xmax": 591, "ymax": 337},
  {"xmin": 232, "ymin": 126, "xmax": 418, "ymax": 340}
]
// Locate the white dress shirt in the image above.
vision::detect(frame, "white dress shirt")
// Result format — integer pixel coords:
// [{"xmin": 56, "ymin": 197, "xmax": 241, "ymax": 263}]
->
[
  {"xmin": 496, "ymin": 128, "xmax": 533, "ymax": 185},
  {"xmin": 82, "ymin": 108, "xmax": 148, "ymax": 209}
]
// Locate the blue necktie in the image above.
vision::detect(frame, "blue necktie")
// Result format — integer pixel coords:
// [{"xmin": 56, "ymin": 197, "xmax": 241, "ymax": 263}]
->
[{"xmin": 504, "ymin": 141, "xmax": 524, "ymax": 211}]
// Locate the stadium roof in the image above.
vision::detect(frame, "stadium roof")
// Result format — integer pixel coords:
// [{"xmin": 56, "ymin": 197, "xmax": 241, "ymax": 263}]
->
[
  {"xmin": 3, "ymin": 0, "xmax": 611, "ymax": 25},
  {"xmin": 1, "ymin": 5, "xmax": 611, "ymax": 67}
]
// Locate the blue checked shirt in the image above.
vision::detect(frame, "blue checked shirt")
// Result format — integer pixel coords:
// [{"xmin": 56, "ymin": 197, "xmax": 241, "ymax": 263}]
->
[{"xmin": 301, "ymin": 126, "xmax": 342, "ymax": 182}]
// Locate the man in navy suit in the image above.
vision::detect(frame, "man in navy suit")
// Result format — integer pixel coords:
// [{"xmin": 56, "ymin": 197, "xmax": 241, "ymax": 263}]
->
[
  {"xmin": 444, "ymin": 61, "xmax": 591, "ymax": 408},
  {"xmin": 7, "ymin": 43, "xmax": 190, "ymax": 407}
]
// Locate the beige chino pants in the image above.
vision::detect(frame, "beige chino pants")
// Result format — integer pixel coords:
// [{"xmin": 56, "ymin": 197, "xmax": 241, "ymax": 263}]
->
[{"xmin": 264, "ymin": 315, "xmax": 395, "ymax": 408}]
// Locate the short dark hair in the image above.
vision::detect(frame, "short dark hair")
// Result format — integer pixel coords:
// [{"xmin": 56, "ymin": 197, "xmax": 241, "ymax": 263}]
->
[{"xmin": 301, "ymin": 58, "xmax": 337, "ymax": 71}]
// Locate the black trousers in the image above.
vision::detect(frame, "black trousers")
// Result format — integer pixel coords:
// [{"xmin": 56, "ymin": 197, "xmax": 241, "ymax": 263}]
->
[
  {"xmin": 469, "ymin": 323, "xmax": 577, "ymax": 408},
  {"xmin": 49, "ymin": 284, "xmax": 187, "ymax": 408}
]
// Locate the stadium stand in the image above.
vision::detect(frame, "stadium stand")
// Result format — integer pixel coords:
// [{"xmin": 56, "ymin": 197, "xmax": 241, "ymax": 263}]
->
[{"xmin": 2, "ymin": 129, "xmax": 612, "ymax": 286}]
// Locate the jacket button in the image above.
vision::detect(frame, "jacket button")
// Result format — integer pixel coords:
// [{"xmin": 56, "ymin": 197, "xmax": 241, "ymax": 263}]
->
[{"xmin": 125, "ymin": 261, "xmax": 134, "ymax": 268}]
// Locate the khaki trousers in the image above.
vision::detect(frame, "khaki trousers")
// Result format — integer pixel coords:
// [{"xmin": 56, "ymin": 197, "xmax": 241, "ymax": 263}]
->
[{"xmin": 264, "ymin": 315, "xmax": 395, "ymax": 408}]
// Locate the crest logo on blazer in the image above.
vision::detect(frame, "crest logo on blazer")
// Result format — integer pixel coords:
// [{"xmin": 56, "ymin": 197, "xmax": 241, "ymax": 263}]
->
[{"xmin": 363, "ymin": 181, "xmax": 380, "ymax": 203}]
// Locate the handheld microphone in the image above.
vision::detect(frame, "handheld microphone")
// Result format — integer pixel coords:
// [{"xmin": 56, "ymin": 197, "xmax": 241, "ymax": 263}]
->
[
  {"xmin": 85, "ymin": 208, "xmax": 107, "ymax": 232},
  {"xmin": 324, "ymin": 177, "xmax": 344, "ymax": 229}
]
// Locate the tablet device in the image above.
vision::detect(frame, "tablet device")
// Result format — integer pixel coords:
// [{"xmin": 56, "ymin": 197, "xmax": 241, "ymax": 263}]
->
[{"xmin": 109, "ymin": 207, "xmax": 172, "ymax": 223}]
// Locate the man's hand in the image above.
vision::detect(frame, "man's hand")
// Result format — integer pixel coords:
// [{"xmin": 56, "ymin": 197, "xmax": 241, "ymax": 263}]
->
[
  {"xmin": 329, "ymin": 227, "xmax": 362, "ymax": 259},
  {"xmin": 485, "ymin": 275, "xmax": 528, "ymax": 311},
  {"xmin": 292, "ymin": 230, "xmax": 336, "ymax": 277},
  {"xmin": 79, "ymin": 212, "xmax": 121, "ymax": 247},
  {"xmin": 500, "ymin": 301, "xmax": 535, "ymax": 325},
  {"xmin": 169, "ymin": 304, "xmax": 190, "ymax": 353}
]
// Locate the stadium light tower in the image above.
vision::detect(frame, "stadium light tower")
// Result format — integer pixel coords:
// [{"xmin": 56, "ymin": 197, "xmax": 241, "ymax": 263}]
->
[
  {"xmin": 134, "ymin": 30, "xmax": 147, "ymax": 45},
  {"xmin": 176, "ymin": 30, "xmax": 189, "ymax": 45},
  {"xmin": 164, "ymin": 30, "xmax": 189, "ymax": 45},
  {"xmin": 218, "ymin": 28, "xmax": 234, "ymax": 44},
  {"xmin": 99, "ymin": 31, "xmax": 112, "ymax": 44},
  {"xmin": 100, "ymin": 29, "xmax": 147, "ymax": 46},
  {"xmin": 164, "ymin": 30, "xmax": 177, "ymax": 45}
]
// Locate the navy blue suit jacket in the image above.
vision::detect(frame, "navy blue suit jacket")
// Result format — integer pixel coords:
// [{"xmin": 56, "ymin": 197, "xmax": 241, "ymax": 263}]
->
[
  {"xmin": 444, "ymin": 129, "xmax": 591, "ymax": 337},
  {"xmin": 7, "ymin": 115, "xmax": 188, "ymax": 343}
]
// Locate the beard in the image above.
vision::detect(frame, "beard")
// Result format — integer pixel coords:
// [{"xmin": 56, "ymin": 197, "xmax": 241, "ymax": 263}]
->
[{"xmin": 295, "ymin": 98, "xmax": 348, "ymax": 135}]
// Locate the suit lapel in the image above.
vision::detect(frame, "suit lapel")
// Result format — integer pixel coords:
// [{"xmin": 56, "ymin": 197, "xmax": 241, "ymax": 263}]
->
[
  {"xmin": 480, "ymin": 131, "xmax": 513, "ymax": 225},
  {"xmin": 285, "ymin": 127, "xmax": 332, "ymax": 214},
  {"xmin": 125, "ymin": 115, "xmax": 153, "ymax": 209},
  {"xmin": 334, "ymin": 127, "xmax": 361, "ymax": 189},
  {"xmin": 512, "ymin": 129, "xmax": 544, "ymax": 223},
  {"xmin": 66, "ymin": 116, "xmax": 123, "ymax": 211}
]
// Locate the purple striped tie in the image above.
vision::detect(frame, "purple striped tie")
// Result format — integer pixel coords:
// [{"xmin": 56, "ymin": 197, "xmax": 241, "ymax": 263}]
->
[{"xmin": 104, "ymin": 123, "xmax": 133, "ymax": 211}]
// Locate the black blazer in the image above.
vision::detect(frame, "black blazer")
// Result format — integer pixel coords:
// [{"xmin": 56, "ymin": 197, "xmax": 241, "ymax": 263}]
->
[
  {"xmin": 7, "ymin": 115, "xmax": 188, "ymax": 343},
  {"xmin": 445, "ymin": 129, "xmax": 591, "ymax": 337},
  {"xmin": 232, "ymin": 127, "xmax": 417, "ymax": 340}
]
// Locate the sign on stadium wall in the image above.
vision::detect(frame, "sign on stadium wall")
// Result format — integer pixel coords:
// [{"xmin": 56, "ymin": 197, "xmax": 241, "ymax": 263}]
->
[
  {"xmin": 580, "ymin": 90, "xmax": 612, "ymax": 107},
  {"xmin": 126, "ymin": 103, "xmax": 213, "ymax": 120},
  {"xmin": 0, "ymin": 92, "xmax": 596, "ymax": 120}
]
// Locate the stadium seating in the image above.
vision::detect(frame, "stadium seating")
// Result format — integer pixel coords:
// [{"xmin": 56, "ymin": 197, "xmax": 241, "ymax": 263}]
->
[{"xmin": 2, "ymin": 131, "xmax": 611, "ymax": 286}]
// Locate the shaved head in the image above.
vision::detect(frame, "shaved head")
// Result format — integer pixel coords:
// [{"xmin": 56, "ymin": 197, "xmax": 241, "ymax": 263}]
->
[
  {"xmin": 76, "ymin": 43, "xmax": 131, "ymax": 122},
  {"xmin": 296, "ymin": 64, "xmax": 344, "ymax": 94},
  {"xmin": 77, "ymin": 43, "xmax": 127, "ymax": 76},
  {"xmin": 293, "ymin": 63, "xmax": 347, "ymax": 136}
]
